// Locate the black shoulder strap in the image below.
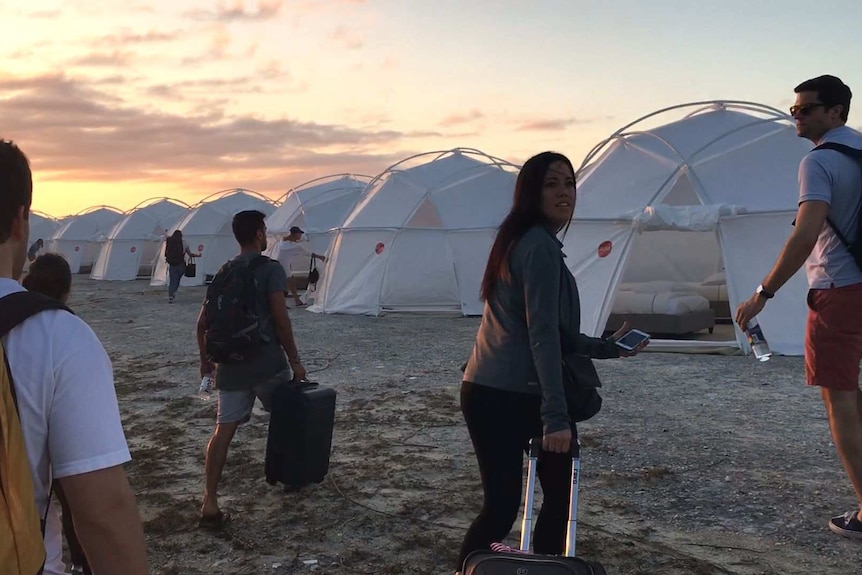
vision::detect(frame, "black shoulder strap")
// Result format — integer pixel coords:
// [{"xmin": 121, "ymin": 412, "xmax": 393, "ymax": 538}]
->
[
  {"xmin": 814, "ymin": 142, "xmax": 862, "ymax": 159},
  {"xmin": 811, "ymin": 142, "xmax": 862, "ymax": 249},
  {"xmin": 0, "ymin": 291, "xmax": 72, "ymax": 339},
  {"xmin": 0, "ymin": 291, "xmax": 72, "ymax": 553}
]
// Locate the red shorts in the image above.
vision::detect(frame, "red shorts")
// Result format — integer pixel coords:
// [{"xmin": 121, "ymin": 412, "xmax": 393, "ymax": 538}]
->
[{"xmin": 805, "ymin": 282, "xmax": 862, "ymax": 391}]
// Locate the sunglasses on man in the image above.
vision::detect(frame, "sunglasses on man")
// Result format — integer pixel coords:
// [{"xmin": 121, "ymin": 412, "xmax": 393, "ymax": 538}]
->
[{"xmin": 789, "ymin": 103, "xmax": 828, "ymax": 117}]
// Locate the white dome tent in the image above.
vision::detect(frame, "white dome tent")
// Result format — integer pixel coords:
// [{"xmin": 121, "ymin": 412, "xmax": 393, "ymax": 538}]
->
[
  {"xmin": 563, "ymin": 101, "xmax": 813, "ymax": 356},
  {"xmin": 264, "ymin": 173, "xmax": 372, "ymax": 278},
  {"xmin": 310, "ymin": 148, "xmax": 519, "ymax": 316},
  {"xmin": 91, "ymin": 198, "xmax": 191, "ymax": 281},
  {"xmin": 150, "ymin": 189, "xmax": 277, "ymax": 287},
  {"xmin": 47, "ymin": 206, "xmax": 124, "ymax": 274}
]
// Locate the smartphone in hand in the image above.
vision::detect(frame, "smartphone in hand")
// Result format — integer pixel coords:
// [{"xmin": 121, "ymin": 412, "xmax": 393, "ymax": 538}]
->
[{"xmin": 614, "ymin": 328, "xmax": 650, "ymax": 351}]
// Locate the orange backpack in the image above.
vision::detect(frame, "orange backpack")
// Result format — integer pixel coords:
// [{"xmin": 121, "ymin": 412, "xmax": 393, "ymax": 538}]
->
[{"xmin": 0, "ymin": 291, "xmax": 71, "ymax": 575}]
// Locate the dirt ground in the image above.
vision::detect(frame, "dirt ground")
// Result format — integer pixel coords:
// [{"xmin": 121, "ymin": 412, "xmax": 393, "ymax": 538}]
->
[{"xmin": 66, "ymin": 277, "xmax": 862, "ymax": 574}]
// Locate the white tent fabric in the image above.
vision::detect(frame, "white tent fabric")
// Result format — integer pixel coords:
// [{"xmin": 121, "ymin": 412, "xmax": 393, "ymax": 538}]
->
[
  {"xmin": 563, "ymin": 101, "xmax": 813, "ymax": 356},
  {"xmin": 22, "ymin": 211, "xmax": 60, "ymax": 273},
  {"xmin": 264, "ymin": 174, "xmax": 370, "ymax": 276},
  {"xmin": 150, "ymin": 190, "xmax": 276, "ymax": 287},
  {"xmin": 311, "ymin": 149, "xmax": 519, "ymax": 316},
  {"xmin": 47, "ymin": 206, "xmax": 124, "ymax": 273},
  {"xmin": 91, "ymin": 199, "xmax": 190, "ymax": 281}
]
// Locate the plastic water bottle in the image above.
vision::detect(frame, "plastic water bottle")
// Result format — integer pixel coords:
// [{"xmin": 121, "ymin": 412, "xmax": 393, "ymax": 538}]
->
[
  {"xmin": 745, "ymin": 317, "xmax": 772, "ymax": 362},
  {"xmin": 198, "ymin": 374, "xmax": 214, "ymax": 400}
]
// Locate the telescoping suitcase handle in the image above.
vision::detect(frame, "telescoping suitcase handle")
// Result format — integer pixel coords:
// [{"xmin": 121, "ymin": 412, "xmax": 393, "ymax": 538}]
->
[{"xmin": 520, "ymin": 437, "xmax": 581, "ymax": 558}]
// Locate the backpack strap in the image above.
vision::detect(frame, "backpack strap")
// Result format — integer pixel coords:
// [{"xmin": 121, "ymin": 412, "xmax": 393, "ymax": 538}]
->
[
  {"xmin": 0, "ymin": 291, "xmax": 73, "ymax": 558},
  {"xmin": 811, "ymin": 142, "xmax": 862, "ymax": 249},
  {"xmin": 0, "ymin": 291, "xmax": 72, "ymax": 339}
]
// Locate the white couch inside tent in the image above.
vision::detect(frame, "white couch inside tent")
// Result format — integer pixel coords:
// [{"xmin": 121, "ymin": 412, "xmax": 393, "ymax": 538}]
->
[
  {"xmin": 47, "ymin": 206, "xmax": 124, "ymax": 274},
  {"xmin": 150, "ymin": 189, "xmax": 277, "ymax": 287},
  {"xmin": 564, "ymin": 101, "xmax": 813, "ymax": 356},
  {"xmin": 264, "ymin": 174, "xmax": 371, "ymax": 278},
  {"xmin": 310, "ymin": 148, "xmax": 519, "ymax": 316},
  {"xmin": 91, "ymin": 198, "xmax": 190, "ymax": 281}
]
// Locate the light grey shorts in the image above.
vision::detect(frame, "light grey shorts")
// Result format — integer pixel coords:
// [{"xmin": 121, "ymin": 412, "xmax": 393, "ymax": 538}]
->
[{"xmin": 216, "ymin": 370, "xmax": 291, "ymax": 424}]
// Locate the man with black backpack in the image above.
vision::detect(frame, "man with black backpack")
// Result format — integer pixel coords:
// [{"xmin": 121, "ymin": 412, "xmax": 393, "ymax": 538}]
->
[
  {"xmin": 736, "ymin": 75, "xmax": 862, "ymax": 540},
  {"xmin": 195, "ymin": 210, "xmax": 307, "ymax": 527}
]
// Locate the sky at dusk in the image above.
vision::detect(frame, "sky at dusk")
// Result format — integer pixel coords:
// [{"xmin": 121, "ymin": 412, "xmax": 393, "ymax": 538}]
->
[{"xmin": 2, "ymin": 0, "xmax": 861, "ymax": 217}]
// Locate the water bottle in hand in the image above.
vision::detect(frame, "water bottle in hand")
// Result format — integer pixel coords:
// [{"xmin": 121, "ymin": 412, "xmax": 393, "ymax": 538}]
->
[
  {"xmin": 745, "ymin": 317, "xmax": 772, "ymax": 362},
  {"xmin": 198, "ymin": 374, "xmax": 214, "ymax": 400}
]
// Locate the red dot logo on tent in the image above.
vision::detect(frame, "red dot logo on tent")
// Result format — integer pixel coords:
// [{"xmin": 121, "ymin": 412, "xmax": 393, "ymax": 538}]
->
[
  {"xmin": 198, "ymin": 244, "xmax": 204, "ymax": 252},
  {"xmin": 130, "ymin": 246, "xmax": 137, "ymax": 253},
  {"xmin": 597, "ymin": 241, "xmax": 613, "ymax": 258},
  {"xmin": 375, "ymin": 242, "xmax": 385, "ymax": 255},
  {"xmin": 74, "ymin": 246, "xmax": 80, "ymax": 252}
]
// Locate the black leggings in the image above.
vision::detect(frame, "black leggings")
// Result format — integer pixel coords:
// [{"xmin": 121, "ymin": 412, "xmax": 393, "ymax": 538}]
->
[{"xmin": 457, "ymin": 381, "xmax": 574, "ymax": 567}]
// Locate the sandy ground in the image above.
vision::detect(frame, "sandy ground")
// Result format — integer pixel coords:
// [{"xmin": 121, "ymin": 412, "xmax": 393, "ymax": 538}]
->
[{"xmin": 63, "ymin": 276, "xmax": 862, "ymax": 575}]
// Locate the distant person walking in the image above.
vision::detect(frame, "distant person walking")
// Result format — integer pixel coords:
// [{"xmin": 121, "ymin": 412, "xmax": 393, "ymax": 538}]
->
[
  {"xmin": 164, "ymin": 230, "xmax": 200, "ymax": 303},
  {"xmin": 735, "ymin": 75, "xmax": 862, "ymax": 539}
]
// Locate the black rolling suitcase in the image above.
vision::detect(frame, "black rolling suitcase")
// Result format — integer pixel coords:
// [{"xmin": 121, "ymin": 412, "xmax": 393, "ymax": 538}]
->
[
  {"xmin": 462, "ymin": 438, "xmax": 607, "ymax": 575},
  {"xmin": 265, "ymin": 379, "xmax": 336, "ymax": 490}
]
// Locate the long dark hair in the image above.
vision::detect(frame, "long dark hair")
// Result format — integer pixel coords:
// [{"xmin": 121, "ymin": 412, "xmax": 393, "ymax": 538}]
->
[{"xmin": 480, "ymin": 151, "xmax": 575, "ymax": 302}]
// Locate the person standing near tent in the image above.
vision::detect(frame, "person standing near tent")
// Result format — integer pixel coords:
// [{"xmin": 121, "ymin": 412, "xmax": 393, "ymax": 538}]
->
[
  {"xmin": 279, "ymin": 226, "xmax": 325, "ymax": 308},
  {"xmin": 165, "ymin": 229, "xmax": 201, "ymax": 303},
  {"xmin": 456, "ymin": 151, "xmax": 648, "ymax": 568},
  {"xmin": 27, "ymin": 237, "xmax": 43, "ymax": 263},
  {"xmin": 736, "ymin": 75, "xmax": 862, "ymax": 540}
]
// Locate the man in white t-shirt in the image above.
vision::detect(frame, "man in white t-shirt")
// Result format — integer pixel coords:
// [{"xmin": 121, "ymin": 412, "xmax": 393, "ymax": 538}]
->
[
  {"xmin": 0, "ymin": 140, "xmax": 149, "ymax": 574},
  {"xmin": 278, "ymin": 226, "xmax": 325, "ymax": 307}
]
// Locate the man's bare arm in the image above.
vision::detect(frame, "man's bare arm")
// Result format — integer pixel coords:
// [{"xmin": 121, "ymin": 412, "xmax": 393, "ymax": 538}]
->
[
  {"xmin": 761, "ymin": 200, "xmax": 830, "ymax": 292},
  {"xmin": 58, "ymin": 466, "xmax": 149, "ymax": 575}
]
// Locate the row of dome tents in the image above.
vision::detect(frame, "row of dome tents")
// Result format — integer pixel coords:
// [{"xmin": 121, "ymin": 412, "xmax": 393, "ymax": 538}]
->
[
  {"xmin": 26, "ymin": 100, "xmax": 814, "ymax": 360},
  {"xmin": 297, "ymin": 103, "xmax": 812, "ymax": 359}
]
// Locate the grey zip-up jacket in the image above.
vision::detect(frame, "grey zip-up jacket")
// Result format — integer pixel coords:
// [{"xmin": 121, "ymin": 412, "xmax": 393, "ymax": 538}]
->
[{"xmin": 463, "ymin": 225, "xmax": 619, "ymax": 433}]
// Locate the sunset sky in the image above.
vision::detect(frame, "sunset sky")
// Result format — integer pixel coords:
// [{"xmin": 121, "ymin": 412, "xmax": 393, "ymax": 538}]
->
[{"xmin": 2, "ymin": 0, "xmax": 861, "ymax": 217}]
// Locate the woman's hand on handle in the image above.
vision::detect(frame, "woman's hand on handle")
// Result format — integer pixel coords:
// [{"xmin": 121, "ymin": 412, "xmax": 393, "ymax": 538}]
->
[{"xmin": 542, "ymin": 428, "xmax": 572, "ymax": 453}]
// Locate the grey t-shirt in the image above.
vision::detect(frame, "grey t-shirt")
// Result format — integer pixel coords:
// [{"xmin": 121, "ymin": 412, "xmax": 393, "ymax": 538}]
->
[
  {"xmin": 799, "ymin": 125, "xmax": 862, "ymax": 289},
  {"xmin": 215, "ymin": 253, "xmax": 289, "ymax": 391}
]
